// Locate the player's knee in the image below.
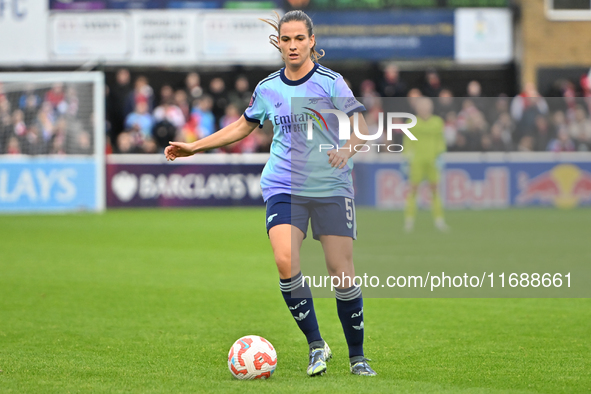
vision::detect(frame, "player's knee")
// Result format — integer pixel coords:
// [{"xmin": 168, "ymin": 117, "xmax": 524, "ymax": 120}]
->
[
  {"xmin": 326, "ymin": 256, "xmax": 354, "ymax": 278},
  {"xmin": 274, "ymin": 248, "xmax": 290, "ymax": 265},
  {"xmin": 326, "ymin": 264, "xmax": 353, "ymax": 278},
  {"xmin": 274, "ymin": 251, "xmax": 298, "ymax": 275}
]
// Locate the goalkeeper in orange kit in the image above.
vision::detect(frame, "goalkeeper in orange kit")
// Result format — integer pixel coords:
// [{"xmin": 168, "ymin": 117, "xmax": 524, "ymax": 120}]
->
[{"xmin": 402, "ymin": 97, "xmax": 449, "ymax": 232}]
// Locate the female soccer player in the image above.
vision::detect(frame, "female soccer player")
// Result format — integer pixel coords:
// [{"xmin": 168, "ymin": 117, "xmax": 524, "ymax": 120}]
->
[
  {"xmin": 165, "ymin": 10, "xmax": 376, "ymax": 377},
  {"xmin": 403, "ymin": 97, "xmax": 449, "ymax": 232}
]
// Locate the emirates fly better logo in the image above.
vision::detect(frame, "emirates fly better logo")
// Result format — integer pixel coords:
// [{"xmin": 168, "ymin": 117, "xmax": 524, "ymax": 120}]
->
[{"xmin": 305, "ymin": 109, "xmax": 418, "ymax": 153}]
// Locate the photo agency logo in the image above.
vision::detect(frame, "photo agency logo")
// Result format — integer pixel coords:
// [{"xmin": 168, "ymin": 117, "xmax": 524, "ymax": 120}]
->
[{"xmin": 305, "ymin": 108, "xmax": 418, "ymax": 153}]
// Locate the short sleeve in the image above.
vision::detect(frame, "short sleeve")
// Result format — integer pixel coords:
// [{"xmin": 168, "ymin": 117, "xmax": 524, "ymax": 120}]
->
[
  {"xmin": 331, "ymin": 76, "xmax": 366, "ymax": 117},
  {"xmin": 243, "ymin": 85, "xmax": 267, "ymax": 128}
]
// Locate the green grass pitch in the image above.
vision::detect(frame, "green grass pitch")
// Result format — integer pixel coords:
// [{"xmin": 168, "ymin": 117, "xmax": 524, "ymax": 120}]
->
[{"xmin": 0, "ymin": 208, "xmax": 589, "ymax": 393}]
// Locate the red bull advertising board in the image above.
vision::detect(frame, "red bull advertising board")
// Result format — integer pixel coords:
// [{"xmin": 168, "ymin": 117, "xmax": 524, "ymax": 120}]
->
[{"xmin": 353, "ymin": 153, "xmax": 591, "ymax": 209}]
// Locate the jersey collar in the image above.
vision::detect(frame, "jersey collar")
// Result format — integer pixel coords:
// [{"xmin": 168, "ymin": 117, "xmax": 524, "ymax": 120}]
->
[{"xmin": 280, "ymin": 63, "xmax": 319, "ymax": 86}]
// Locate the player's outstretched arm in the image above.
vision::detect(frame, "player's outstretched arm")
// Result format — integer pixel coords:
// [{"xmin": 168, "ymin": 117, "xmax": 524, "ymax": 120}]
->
[{"xmin": 165, "ymin": 115, "xmax": 259, "ymax": 161}]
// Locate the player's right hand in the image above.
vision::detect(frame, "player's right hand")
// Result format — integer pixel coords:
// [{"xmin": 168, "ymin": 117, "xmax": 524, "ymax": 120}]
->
[{"xmin": 165, "ymin": 141, "xmax": 194, "ymax": 161}]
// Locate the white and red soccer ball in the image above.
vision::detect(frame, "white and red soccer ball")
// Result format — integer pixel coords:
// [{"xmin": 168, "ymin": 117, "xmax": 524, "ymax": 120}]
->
[{"xmin": 227, "ymin": 335, "xmax": 277, "ymax": 380}]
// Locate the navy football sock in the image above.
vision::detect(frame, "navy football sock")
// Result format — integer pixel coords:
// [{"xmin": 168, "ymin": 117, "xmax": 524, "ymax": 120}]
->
[
  {"xmin": 280, "ymin": 272, "xmax": 322, "ymax": 345},
  {"xmin": 335, "ymin": 286, "xmax": 364, "ymax": 358}
]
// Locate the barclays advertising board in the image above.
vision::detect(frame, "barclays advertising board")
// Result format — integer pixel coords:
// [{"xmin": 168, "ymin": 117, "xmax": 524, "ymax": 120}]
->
[
  {"xmin": 106, "ymin": 162, "xmax": 265, "ymax": 207},
  {"xmin": 0, "ymin": 157, "xmax": 102, "ymax": 213}
]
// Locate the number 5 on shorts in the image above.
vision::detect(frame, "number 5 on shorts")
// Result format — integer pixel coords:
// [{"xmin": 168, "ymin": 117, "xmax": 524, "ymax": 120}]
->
[{"xmin": 345, "ymin": 198, "xmax": 353, "ymax": 221}]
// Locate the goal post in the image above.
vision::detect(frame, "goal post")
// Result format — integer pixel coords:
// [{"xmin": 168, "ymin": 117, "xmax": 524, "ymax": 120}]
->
[{"xmin": 0, "ymin": 72, "xmax": 105, "ymax": 213}]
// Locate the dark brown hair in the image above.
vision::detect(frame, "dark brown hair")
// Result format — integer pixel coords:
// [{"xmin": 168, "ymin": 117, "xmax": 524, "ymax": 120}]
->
[{"xmin": 260, "ymin": 11, "xmax": 325, "ymax": 63}]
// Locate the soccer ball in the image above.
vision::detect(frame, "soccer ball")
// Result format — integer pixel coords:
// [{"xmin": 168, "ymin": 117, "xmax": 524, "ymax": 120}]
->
[{"xmin": 227, "ymin": 335, "xmax": 277, "ymax": 380}]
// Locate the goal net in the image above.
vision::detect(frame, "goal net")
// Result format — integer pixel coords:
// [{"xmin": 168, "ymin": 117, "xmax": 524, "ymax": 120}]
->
[{"xmin": 0, "ymin": 72, "xmax": 105, "ymax": 212}]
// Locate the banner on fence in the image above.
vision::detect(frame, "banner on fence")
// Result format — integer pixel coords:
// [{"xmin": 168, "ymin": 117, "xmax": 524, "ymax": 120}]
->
[
  {"xmin": 354, "ymin": 156, "xmax": 591, "ymax": 209},
  {"xmin": 106, "ymin": 160, "xmax": 265, "ymax": 207},
  {"xmin": 0, "ymin": 157, "xmax": 102, "ymax": 212}
]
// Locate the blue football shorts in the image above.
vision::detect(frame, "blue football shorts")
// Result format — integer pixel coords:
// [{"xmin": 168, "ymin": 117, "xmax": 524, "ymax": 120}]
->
[{"xmin": 265, "ymin": 193, "xmax": 357, "ymax": 240}]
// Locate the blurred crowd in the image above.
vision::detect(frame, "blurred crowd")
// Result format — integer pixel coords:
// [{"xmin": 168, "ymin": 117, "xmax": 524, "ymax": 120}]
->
[
  {"xmin": 0, "ymin": 82, "xmax": 93, "ymax": 155},
  {"xmin": 361, "ymin": 66, "xmax": 591, "ymax": 153},
  {"xmin": 107, "ymin": 66, "xmax": 591, "ymax": 155},
  {"xmin": 106, "ymin": 69, "xmax": 271, "ymax": 154},
  {"xmin": 2, "ymin": 66, "xmax": 590, "ymax": 156}
]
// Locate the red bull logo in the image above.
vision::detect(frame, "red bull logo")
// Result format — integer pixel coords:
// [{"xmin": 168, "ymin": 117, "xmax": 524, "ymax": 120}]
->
[
  {"xmin": 516, "ymin": 164, "xmax": 591, "ymax": 208},
  {"xmin": 445, "ymin": 168, "xmax": 510, "ymax": 208},
  {"xmin": 376, "ymin": 169, "xmax": 406, "ymax": 209},
  {"xmin": 374, "ymin": 167, "xmax": 510, "ymax": 209},
  {"xmin": 375, "ymin": 169, "xmax": 433, "ymax": 209}
]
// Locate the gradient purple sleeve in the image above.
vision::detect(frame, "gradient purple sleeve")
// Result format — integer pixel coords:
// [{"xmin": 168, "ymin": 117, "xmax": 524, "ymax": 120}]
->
[
  {"xmin": 331, "ymin": 77, "xmax": 366, "ymax": 117},
  {"xmin": 243, "ymin": 86, "xmax": 267, "ymax": 128}
]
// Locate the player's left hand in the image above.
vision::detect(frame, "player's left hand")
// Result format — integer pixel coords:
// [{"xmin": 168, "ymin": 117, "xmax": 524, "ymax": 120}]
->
[
  {"xmin": 165, "ymin": 141, "xmax": 194, "ymax": 161},
  {"xmin": 327, "ymin": 149, "xmax": 351, "ymax": 169}
]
